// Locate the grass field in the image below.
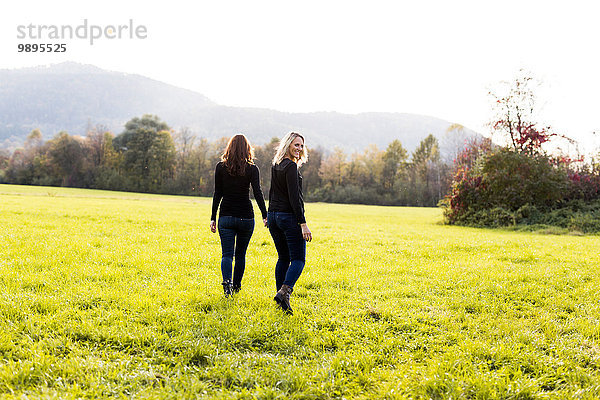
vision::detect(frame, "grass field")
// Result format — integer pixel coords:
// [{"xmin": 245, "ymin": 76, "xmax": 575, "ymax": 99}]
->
[{"xmin": 1, "ymin": 184, "xmax": 599, "ymax": 399}]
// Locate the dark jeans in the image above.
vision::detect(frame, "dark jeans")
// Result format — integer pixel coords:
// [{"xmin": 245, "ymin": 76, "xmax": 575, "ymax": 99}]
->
[
  {"xmin": 218, "ymin": 216, "xmax": 255, "ymax": 287},
  {"xmin": 267, "ymin": 211, "xmax": 306, "ymax": 289}
]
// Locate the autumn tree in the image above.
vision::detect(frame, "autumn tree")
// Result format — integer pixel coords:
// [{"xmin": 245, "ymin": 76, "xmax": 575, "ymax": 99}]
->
[
  {"xmin": 301, "ymin": 146, "xmax": 322, "ymax": 197},
  {"xmin": 489, "ymin": 70, "xmax": 558, "ymax": 155},
  {"xmin": 8, "ymin": 129, "xmax": 50, "ymax": 184},
  {"xmin": 410, "ymin": 134, "xmax": 442, "ymax": 206},
  {"xmin": 381, "ymin": 140, "xmax": 408, "ymax": 191},
  {"xmin": 85, "ymin": 125, "xmax": 112, "ymax": 168},
  {"xmin": 24, "ymin": 129, "xmax": 43, "ymax": 151},
  {"xmin": 319, "ymin": 148, "xmax": 347, "ymax": 189}
]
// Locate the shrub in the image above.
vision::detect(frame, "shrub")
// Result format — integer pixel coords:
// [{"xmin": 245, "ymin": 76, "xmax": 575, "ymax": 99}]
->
[
  {"xmin": 444, "ymin": 149, "xmax": 567, "ymax": 225},
  {"xmin": 479, "ymin": 149, "xmax": 567, "ymax": 210},
  {"xmin": 565, "ymin": 170, "xmax": 600, "ymax": 202},
  {"xmin": 440, "ymin": 148, "xmax": 600, "ymax": 232}
]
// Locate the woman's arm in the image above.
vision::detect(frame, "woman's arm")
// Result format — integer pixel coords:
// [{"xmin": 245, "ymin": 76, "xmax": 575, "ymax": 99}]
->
[
  {"xmin": 284, "ymin": 162, "xmax": 306, "ymax": 224},
  {"xmin": 210, "ymin": 163, "xmax": 223, "ymax": 230},
  {"xmin": 250, "ymin": 164, "xmax": 268, "ymax": 221}
]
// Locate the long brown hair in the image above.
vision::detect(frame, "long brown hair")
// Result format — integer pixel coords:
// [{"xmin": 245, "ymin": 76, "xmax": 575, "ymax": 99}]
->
[{"xmin": 221, "ymin": 134, "xmax": 254, "ymax": 176}]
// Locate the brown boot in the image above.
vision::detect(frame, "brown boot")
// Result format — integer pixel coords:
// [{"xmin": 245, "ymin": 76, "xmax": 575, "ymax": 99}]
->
[{"xmin": 274, "ymin": 284, "xmax": 293, "ymax": 314}]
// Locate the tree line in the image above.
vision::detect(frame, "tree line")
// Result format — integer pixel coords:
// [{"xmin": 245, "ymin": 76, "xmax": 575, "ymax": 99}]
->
[{"xmin": 0, "ymin": 114, "xmax": 469, "ymax": 207}]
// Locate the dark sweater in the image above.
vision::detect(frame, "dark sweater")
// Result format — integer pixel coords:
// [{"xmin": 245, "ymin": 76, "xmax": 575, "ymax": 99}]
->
[
  {"xmin": 268, "ymin": 158, "xmax": 306, "ymax": 224},
  {"xmin": 211, "ymin": 162, "xmax": 267, "ymax": 220}
]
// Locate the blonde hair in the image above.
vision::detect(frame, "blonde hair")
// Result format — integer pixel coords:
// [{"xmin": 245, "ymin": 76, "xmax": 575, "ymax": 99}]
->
[{"xmin": 272, "ymin": 132, "xmax": 308, "ymax": 167}]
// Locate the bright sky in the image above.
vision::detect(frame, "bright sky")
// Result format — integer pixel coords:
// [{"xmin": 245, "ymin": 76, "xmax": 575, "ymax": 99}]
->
[{"xmin": 2, "ymin": 0, "xmax": 599, "ymax": 153}]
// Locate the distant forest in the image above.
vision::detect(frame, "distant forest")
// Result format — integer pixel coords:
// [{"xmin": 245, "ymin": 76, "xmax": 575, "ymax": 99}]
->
[{"xmin": 0, "ymin": 114, "xmax": 464, "ymax": 207}]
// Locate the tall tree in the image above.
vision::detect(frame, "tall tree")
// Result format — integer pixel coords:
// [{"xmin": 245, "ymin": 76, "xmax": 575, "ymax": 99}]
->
[
  {"xmin": 24, "ymin": 129, "xmax": 43, "ymax": 151},
  {"xmin": 174, "ymin": 128, "xmax": 195, "ymax": 173},
  {"xmin": 114, "ymin": 115, "xmax": 175, "ymax": 192},
  {"xmin": 412, "ymin": 134, "xmax": 440, "ymax": 179},
  {"xmin": 345, "ymin": 145, "xmax": 383, "ymax": 189},
  {"xmin": 85, "ymin": 125, "xmax": 111, "ymax": 168},
  {"xmin": 411, "ymin": 134, "xmax": 442, "ymax": 206},
  {"xmin": 319, "ymin": 148, "xmax": 347, "ymax": 189},
  {"xmin": 9, "ymin": 129, "xmax": 48, "ymax": 184},
  {"xmin": 114, "ymin": 115, "xmax": 170, "ymax": 150},
  {"xmin": 147, "ymin": 130, "xmax": 176, "ymax": 192},
  {"xmin": 301, "ymin": 146, "xmax": 322, "ymax": 197},
  {"xmin": 382, "ymin": 140, "xmax": 407, "ymax": 191},
  {"xmin": 47, "ymin": 132, "xmax": 85, "ymax": 187}
]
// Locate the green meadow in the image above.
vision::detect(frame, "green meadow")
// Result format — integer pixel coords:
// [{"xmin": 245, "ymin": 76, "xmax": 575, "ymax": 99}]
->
[{"xmin": 1, "ymin": 184, "xmax": 599, "ymax": 399}]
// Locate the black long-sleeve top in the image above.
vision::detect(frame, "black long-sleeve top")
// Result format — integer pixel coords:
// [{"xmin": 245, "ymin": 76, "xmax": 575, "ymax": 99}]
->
[
  {"xmin": 211, "ymin": 162, "xmax": 267, "ymax": 221},
  {"xmin": 268, "ymin": 158, "xmax": 306, "ymax": 224}
]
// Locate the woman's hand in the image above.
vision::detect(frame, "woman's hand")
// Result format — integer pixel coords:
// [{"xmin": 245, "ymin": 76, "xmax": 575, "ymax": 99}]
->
[
  {"xmin": 263, "ymin": 218, "xmax": 268, "ymax": 227},
  {"xmin": 300, "ymin": 223, "xmax": 312, "ymax": 242},
  {"xmin": 210, "ymin": 220, "xmax": 216, "ymax": 233}
]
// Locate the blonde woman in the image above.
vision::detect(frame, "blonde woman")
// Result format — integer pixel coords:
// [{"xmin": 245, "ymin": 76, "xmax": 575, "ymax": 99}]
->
[
  {"xmin": 267, "ymin": 132, "xmax": 312, "ymax": 314},
  {"xmin": 210, "ymin": 134, "xmax": 267, "ymax": 297}
]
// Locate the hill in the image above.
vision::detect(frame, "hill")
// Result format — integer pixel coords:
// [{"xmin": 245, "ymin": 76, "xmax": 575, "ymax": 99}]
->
[{"xmin": 0, "ymin": 62, "xmax": 478, "ymax": 153}]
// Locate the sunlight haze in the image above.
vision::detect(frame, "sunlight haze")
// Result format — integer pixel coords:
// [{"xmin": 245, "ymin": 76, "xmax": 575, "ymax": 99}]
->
[{"xmin": 2, "ymin": 0, "xmax": 598, "ymax": 153}]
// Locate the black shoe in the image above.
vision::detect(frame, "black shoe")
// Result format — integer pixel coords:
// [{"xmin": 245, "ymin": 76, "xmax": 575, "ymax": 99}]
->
[
  {"xmin": 222, "ymin": 280, "xmax": 233, "ymax": 298},
  {"xmin": 274, "ymin": 284, "xmax": 293, "ymax": 315},
  {"xmin": 232, "ymin": 284, "xmax": 241, "ymax": 294}
]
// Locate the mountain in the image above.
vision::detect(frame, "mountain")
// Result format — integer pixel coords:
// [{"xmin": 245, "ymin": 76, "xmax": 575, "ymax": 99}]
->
[
  {"xmin": 0, "ymin": 62, "xmax": 215, "ymax": 145},
  {"xmin": 0, "ymin": 62, "xmax": 478, "ymax": 154}
]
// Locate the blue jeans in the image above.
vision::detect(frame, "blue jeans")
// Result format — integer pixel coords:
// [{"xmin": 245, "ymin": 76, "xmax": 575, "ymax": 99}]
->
[
  {"xmin": 218, "ymin": 216, "xmax": 255, "ymax": 287},
  {"xmin": 267, "ymin": 212, "xmax": 306, "ymax": 290}
]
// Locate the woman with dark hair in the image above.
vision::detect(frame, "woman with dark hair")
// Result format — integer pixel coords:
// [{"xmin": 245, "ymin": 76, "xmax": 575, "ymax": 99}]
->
[
  {"xmin": 210, "ymin": 134, "xmax": 267, "ymax": 297},
  {"xmin": 268, "ymin": 132, "xmax": 312, "ymax": 314}
]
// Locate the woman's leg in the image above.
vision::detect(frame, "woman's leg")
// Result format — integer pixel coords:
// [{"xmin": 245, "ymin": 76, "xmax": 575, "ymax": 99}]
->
[
  {"xmin": 280, "ymin": 215, "xmax": 306, "ymax": 289},
  {"xmin": 268, "ymin": 212, "xmax": 290, "ymax": 290},
  {"xmin": 232, "ymin": 218, "xmax": 255, "ymax": 290},
  {"xmin": 218, "ymin": 216, "xmax": 236, "ymax": 292},
  {"xmin": 271, "ymin": 213, "xmax": 305, "ymax": 315}
]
